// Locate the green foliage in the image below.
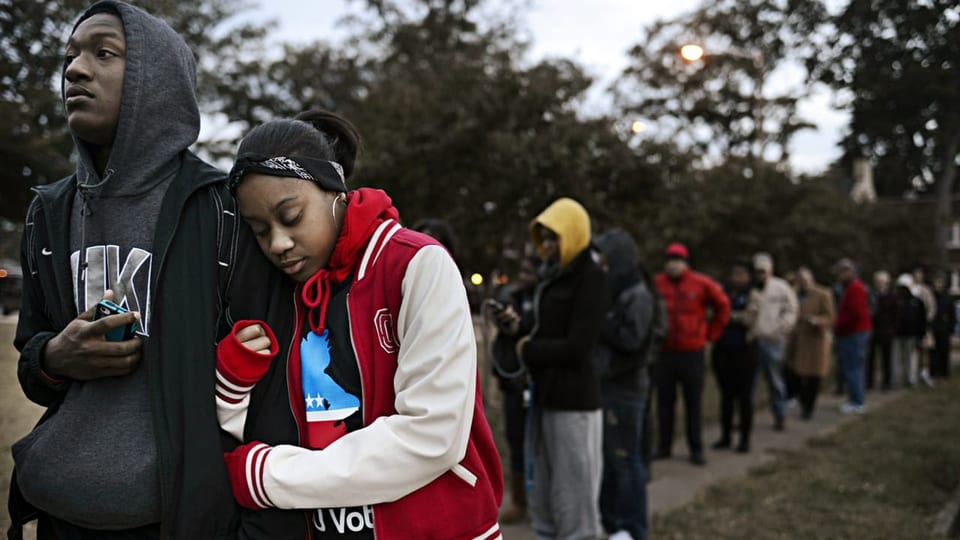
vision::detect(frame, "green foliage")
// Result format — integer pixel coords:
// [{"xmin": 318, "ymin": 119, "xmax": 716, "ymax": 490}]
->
[
  {"xmin": 606, "ymin": 159, "xmax": 937, "ymax": 280},
  {"xmin": 815, "ymin": 0, "xmax": 960, "ymax": 199},
  {"xmin": 615, "ymin": 0, "xmax": 828, "ymax": 164},
  {"xmin": 0, "ymin": 0, "xmax": 943, "ymax": 280}
]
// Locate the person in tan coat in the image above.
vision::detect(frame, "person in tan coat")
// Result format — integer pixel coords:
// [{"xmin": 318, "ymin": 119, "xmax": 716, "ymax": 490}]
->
[{"xmin": 786, "ymin": 268, "xmax": 836, "ymax": 420}]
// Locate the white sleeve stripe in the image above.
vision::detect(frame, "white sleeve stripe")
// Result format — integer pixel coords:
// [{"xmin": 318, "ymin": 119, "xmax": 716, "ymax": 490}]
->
[
  {"xmin": 357, "ymin": 219, "xmax": 393, "ymax": 281},
  {"xmin": 472, "ymin": 523, "xmax": 501, "ymax": 540},
  {"xmin": 216, "ymin": 390, "xmax": 245, "ymax": 405},
  {"xmin": 253, "ymin": 445, "xmax": 274, "ymax": 508},
  {"xmin": 371, "ymin": 223, "xmax": 402, "ymax": 269},
  {"xmin": 216, "ymin": 370, "xmax": 255, "ymax": 393},
  {"xmin": 215, "ymin": 384, "xmax": 248, "ymax": 401},
  {"xmin": 245, "ymin": 444, "xmax": 272, "ymax": 509}
]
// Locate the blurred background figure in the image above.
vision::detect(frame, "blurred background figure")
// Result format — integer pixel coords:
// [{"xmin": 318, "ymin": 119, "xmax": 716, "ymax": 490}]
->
[
  {"xmin": 785, "ymin": 268, "xmax": 835, "ymax": 420},
  {"xmin": 412, "ymin": 218, "xmax": 459, "ymax": 265},
  {"xmin": 930, "ymin": 272, "xmax": 955, "ymax": 379},
  {"xmin": 746, "ymin": 252, "xmax": 798, "ymax": 431},
  {"xmin": 711, "ymin": 261, "xmax": 756, "ymax": 453},
  {"xmin": 488, "ymin": 252, "xmax": 541, "ymax": 524},
  {"xmin": 912, "ymin": 266, "xmax": 937, "ymax": 387},
  {"xmin": 653, "ymin": 243, "xmax": 730, "ymax": 466},
  {"xmin": 893, "ymin": 274, "xmax": 925, "ymax": 387},
  {"xmin": 867, "ymin": 270, "xmax": 897, "ymax": 391},
  {"xmin": 833, "ymin": 258, "xmax": 873, "ymax": 414},
  {"xmin": 518, "ymin": 198, "xmax": 608, "ymax": 540},
  {"xmin": 594, "ymin": 229, "xmax": 655, "ymax": 540}
]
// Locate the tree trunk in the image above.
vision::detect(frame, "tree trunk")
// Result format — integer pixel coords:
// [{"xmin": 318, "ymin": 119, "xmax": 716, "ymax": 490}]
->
[{"xmin": 934, "ymin": 130, "xmax": 960, "ymax": 270}]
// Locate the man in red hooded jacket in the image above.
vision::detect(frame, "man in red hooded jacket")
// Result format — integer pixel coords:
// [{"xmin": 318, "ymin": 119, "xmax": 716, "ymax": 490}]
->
[{"xmin": 653, "ymin": 243, "xmax": 730, "ymax": 465}]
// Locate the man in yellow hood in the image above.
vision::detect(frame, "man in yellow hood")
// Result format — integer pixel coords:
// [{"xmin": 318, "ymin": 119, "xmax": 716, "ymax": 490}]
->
[{"xmin": 518, "ymin": 197, "xmax": 609, "ymax": 539}]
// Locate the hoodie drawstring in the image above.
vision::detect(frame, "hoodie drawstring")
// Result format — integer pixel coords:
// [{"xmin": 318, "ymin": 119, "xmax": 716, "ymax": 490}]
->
[
  {"xmin": 302, "ymin": 268, "xmax": 332, "ymax": 335},
  {"xmin": 77, "ymin": 168, "xmax": 114, "ymax": 284}
]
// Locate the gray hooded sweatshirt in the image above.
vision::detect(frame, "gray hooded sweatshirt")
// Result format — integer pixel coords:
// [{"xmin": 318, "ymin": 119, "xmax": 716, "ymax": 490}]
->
[{"xmin": 13, "ymin": 1, "xmax": 200, "ymax": 529}]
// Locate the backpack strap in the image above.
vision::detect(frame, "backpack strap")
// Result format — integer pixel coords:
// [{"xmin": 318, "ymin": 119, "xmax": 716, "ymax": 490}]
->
[{"xmin": 210, "ymin": 185, "xmax": 239, "ymax": 334}]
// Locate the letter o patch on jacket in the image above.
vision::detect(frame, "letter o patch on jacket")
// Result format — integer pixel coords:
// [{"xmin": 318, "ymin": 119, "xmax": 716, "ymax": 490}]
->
[{"xmin": 374, "ymin": 308, "xmax": 399, "ymax": 354}]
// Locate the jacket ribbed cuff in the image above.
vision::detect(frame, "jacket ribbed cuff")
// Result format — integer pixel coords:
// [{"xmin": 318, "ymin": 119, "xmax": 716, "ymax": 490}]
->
[
  {"xmin": 224, "ymin": 441, "xmax": 276, "ymax": 510},
  {"xmin": 216, "ymin": 321, "xmax": 278, "ymax": 404},
  {"xmin": 28, "ymin": 332, "xmax": 69, "ymax": 390}
]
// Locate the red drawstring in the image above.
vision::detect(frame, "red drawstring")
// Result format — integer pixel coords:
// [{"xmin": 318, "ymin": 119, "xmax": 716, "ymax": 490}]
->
[{"xmin": 302, "ymin": 269, "xmax": 331, "ymax": 335}]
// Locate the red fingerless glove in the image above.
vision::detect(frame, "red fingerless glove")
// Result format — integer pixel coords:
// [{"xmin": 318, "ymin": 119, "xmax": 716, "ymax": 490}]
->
[
  {"xmin": 224, "ymin": 441, "xmax": 276, "ymax": 509},
  {"xmin": 216, "ymin": 320, "xmax": 279, "ymax": 404}
]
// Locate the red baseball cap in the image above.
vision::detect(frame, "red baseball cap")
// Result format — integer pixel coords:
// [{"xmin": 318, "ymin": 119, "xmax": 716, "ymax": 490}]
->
[{"xmin": 665, "ymin": 242, "xmax": 689, "ymax": 260}]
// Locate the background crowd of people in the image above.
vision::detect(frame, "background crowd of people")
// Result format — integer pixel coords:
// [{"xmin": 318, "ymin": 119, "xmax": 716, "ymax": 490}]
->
[{"xmin": 479, "ymin": 199, "xmax": 957, "ymax": 540}]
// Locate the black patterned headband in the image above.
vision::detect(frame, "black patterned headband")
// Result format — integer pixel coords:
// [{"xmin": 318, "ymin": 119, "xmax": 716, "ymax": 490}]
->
[{"xmin": 228, "ymin": 154, "xmax": 346, "ymax": 193}]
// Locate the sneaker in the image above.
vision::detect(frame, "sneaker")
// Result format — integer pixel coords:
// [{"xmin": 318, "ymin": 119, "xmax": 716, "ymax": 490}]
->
[
  {"xmin": 609, "ymin": 531, "xmax": 634, "ymax": 540},
  {"xmin": 690, "ymin": 453, "xmax": 707, "ymax": 466},
  {"xmin": 711, "ymin": 438, "xmax": 732, "ymax": 450},
  {"xmin": 786, "ymin": 398, "xmax": 799, "ymax": 409},
  {"xmin": 921, "ymin": 369, "xmax": 935, "ymax": 387},
  {"xmin": 839, "ymin": 402, "xmax": 865, "ymax": 414}
]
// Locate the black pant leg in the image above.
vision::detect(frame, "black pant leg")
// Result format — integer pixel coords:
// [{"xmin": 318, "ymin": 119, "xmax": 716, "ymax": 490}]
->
[
  {"xmin": 678, "ymin": 351, "xmax": 706, "ymax": 455},
  {"xmin": 655, "ymin": 359, "xmax": 677, "ymax": 455},
  {"xmin": 799, "ymin": 376, "xmax": 821, "ymax": 416},
  {"xmin": 734, "ymin": 347, "xmax": 757, "ymax": 446},
  {"xmin": 712, "ymin": 348, "xmax": 734, "ymax": 440},
  {"xmin": 879, "ymin": 339, "xmax": 893, "ymax": 387},
  {"xmin": 933, "ymin": 332, "xmax": 950, "ymax": 377}
]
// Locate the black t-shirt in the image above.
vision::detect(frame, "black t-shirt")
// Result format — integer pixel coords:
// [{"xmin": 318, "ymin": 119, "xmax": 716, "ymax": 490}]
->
[{"xmin": 300, "ymin": 277, "xmax": 373, "ymax": 539}]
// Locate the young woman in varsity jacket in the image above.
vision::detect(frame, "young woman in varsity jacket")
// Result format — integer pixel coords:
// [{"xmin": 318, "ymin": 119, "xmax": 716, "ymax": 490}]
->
[{"xmin": 213, "ymin": 109, "xmax": 503, "ymax": 540}]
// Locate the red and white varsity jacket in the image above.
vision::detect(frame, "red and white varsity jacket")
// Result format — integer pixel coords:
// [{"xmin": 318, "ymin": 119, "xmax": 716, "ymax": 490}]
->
[{"xmin": 216, "ymin": 219, "xmax": 503, "ymax": 540}]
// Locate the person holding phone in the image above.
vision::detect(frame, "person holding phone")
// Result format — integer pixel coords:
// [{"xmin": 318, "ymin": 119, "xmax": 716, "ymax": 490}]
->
[
  {"xmin": 488, "ymin": 253, "xmax": 541, "ymax": 524},
  {"xmin": 9, "ymin": 2, "xmax": 284, "ymax": 537}
]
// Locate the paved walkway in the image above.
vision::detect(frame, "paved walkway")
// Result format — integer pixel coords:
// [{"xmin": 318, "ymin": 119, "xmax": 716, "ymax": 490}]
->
[{"xmin": 501, "ymin": 380, "xmax": 916, "ymax": 539}]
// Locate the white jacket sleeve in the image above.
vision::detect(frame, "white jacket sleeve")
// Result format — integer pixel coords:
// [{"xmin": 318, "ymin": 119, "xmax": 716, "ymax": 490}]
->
[
  {"xmin": 217, "ymin": 383, "xmax": 253, "ymax": 441},
  {"xmin": 215, "ymin": 320, "xmax": 280, "ymax": 442},
  {"xmin": 258, "ymin": 246, "xmax": 477, "ymax": 509}
]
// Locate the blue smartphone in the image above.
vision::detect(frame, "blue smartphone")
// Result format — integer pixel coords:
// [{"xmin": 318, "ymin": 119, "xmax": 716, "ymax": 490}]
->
[{"xmin": 94, "ymin": 299, "xmax": 137, "ymax": 342}]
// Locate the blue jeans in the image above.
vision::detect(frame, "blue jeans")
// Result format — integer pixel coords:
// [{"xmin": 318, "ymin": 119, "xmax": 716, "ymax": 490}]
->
[
  {"xmin": 837, "ymin": 331, "xmax": 871, "ymax": 406},
  {"xmin": 599, "ymin": 393, "xmax": 648, "ymax": 540},
  {"xmin": 756, "ymin": 339, "xmax": 787, "ymax": 420}
]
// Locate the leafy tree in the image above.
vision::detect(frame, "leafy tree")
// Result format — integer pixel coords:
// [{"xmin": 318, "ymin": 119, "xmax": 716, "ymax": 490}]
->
[
  {"xmin": 614, "ymin": 0, "xmax": 828, "ymax": 166},
  {"xmin": 0, "ymin": 0, "xmax": 268, "ymax": 221},
  {"xmin": 225, "ymin": 0, "xmax": 659, "ymax": 275},
  {"xmin": 814, "ymin": 0, "xmax": 960, "ymax": 267}
]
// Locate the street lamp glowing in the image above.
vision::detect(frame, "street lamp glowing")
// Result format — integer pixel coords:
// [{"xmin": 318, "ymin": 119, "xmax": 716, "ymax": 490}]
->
[
  {"xmin": 630, "ymin": 121, "xmax": 646, "ymax": 134},
  {"xmin": 470, "ymin": 273, "xmax": 484, "ymax": 286},
  {"xmin": 680, "ymin": 44, "xmax": 705, "ymax": 62}
]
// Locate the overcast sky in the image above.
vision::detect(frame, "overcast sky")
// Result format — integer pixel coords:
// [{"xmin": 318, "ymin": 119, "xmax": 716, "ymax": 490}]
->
[{"xmin": 247, "ymin": 0, "xmax": 848, "ymax": 174}]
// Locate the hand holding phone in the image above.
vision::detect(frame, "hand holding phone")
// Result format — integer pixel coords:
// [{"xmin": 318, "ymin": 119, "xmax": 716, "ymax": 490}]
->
[
  {"xmin": 484, "ymin": 299, "xmax": 506, "ymax": 313},
  {"xmin": 42, "ymin": 290, "xmax": 143, "ymax": 380},
  {"xmin": 94, "ymin": 299, "xmax": 138, "ymax": 342}
]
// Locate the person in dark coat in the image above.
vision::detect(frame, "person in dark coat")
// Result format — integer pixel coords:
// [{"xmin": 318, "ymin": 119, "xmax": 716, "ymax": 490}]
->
[
  {"xmin": 488, "ymin": 253, "xmax": 540, "ymax": 523},
  {"xmin": 711, "ymin": 262, "xmax": 755, "ymax": 453},
  {"xmin": 517, "ymin": 198, "xmax": 609, "ymax": 539},
  {"xmin": 930, "ymin": 273, "xmax": 955, "ymax": 378},
  {"xmin": 594, "ymin": 229, "xmax": 654, "ymax": 540},
  {"xmin": 867, "ymin": 271, "xmax": 897, "ymax": 390}
]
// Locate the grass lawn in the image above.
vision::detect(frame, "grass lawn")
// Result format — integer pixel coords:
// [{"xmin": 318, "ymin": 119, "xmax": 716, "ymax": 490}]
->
[{"xmin": 651, "ymin": 376, "xmax": 960, "ymax": 539}]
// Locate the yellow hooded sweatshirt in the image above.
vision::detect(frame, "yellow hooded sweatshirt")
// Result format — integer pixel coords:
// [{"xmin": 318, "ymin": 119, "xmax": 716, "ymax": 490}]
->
[{"xmin": 530, "ymin": 198, "xmax": 592, "ymax": 268}]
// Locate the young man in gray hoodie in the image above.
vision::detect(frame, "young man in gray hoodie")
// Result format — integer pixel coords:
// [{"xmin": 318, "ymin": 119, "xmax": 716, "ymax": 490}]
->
[{"xmin": 9, "ymin": 2, "xmax": 302, "ymax": 538}]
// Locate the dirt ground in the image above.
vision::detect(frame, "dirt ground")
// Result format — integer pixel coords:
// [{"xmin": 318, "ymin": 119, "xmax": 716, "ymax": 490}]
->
[{"xmin": 0, "ymin": 318, "xmax": 44, "ymax": 535}]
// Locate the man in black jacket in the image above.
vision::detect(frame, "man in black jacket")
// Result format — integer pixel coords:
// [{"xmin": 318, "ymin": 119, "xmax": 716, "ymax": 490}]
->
[
  {"xmin": 8, "ymin": 2, "xmax": 301, "ymax": 539},
  {"xmin": 517, "ymin": 198, "xmax": 608, "ymax": 540}
]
